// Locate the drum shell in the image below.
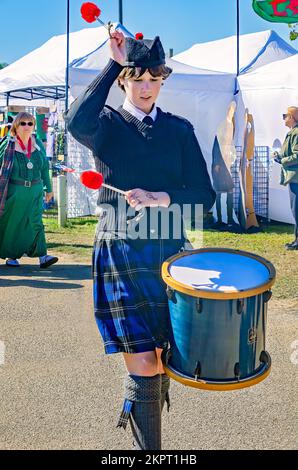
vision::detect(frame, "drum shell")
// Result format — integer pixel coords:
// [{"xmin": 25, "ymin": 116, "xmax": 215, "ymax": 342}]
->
[{"xmin": 167, "ymin": 290, "xmax": 268, "ymax": 381}]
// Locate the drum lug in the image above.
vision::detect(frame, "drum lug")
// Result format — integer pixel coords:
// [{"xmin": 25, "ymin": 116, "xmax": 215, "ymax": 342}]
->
[
  {"xmin": 194, "ymin": 361, "xmax": 201, "ymax": 381},
  {"xmin": 196, "ymin": 298, "xmax": 203, "ymax": 314},
  {"xmin": 162, "ymin": 348, "xmax": 172, "ymax": 366},
  {"xmin": 166, "ymin": 287, "xmax": 176, "ymax": 303},
  {"xmin": 237, "ymin": 299, "xmax": 244, "ymax": 314},
  {"xmin": 259, "ymin": 350, "xmax": 270, "ymax": 364},
  {"xmin": 263, "ymin": 290, "xmax": 272, "ymax": 303},
  {"xmin": 234, "ymin": 362, "xmax": 240, "ymax": 381}
]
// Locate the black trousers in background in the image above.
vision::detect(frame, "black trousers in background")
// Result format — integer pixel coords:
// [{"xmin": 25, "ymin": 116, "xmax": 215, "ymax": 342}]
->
[{"xmin": 289, "ymin": 182, "xmax": 298, "ymax": 240}]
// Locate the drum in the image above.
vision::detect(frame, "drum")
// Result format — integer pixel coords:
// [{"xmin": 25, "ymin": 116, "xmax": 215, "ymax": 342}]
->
[{"xmin": 161, "ymin": 248, "xmax": 276, "ymax": 391}]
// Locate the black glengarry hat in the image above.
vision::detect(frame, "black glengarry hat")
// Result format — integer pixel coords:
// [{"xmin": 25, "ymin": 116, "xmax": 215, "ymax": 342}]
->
[{"xmin": 124, "ymin": 36, "xmax": 166, "ymax": 68}]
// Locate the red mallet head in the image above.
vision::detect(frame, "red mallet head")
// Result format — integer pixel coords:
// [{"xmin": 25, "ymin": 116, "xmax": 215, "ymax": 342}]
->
[
  {"xmin": 81, "ymin": 2, "xmax": 101, "ymax": 23},
  {"xmin": 80, "ymin": 170, "xmax": 103, "ymax": 189},
  {"xmin": 135, "ymin": 32, "xmax": 144, "ymax": 40}
]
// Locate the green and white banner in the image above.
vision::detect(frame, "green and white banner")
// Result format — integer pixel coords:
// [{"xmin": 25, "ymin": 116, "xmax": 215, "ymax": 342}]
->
[{"xmin": 252, "ymin": 0, "xmax": 298, "ymax": 23}]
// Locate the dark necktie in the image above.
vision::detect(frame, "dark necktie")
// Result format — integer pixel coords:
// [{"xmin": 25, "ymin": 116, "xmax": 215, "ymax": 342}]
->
[{"xmin": 142, "ymin": 116, "xmax": 154, "ymax": 126}]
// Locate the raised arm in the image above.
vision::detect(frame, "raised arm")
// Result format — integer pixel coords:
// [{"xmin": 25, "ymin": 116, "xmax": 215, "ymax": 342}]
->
[{"xmin": 64, "ymin": 31, "xmax": 126, "ymax": 153}]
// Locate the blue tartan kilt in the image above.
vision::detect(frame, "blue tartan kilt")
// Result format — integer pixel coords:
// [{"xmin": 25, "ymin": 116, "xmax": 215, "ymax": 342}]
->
[{"xmin": 92, "ymin": 237, "xmax": 184, "ymax": 354}]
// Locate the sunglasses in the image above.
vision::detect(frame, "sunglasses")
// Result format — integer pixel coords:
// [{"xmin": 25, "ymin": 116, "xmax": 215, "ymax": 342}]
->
[{"xmin": 19, "ymin": 121, "xmax": 34, "ymax": 126}]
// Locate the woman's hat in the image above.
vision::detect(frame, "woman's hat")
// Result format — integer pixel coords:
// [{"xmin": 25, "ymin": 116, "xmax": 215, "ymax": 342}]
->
[{"xmin": 124, "ymin": 36, "xmax": 166, "ymax": 68}]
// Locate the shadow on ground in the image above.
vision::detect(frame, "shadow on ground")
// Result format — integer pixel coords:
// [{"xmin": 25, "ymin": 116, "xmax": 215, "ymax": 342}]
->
[
  {"xmin": 47, "ymin": 243, "xmax": 93, "ymax": 249},
  {"xmin": 0, "ymin": 263, "xmax": 91, "ymax": 290}
]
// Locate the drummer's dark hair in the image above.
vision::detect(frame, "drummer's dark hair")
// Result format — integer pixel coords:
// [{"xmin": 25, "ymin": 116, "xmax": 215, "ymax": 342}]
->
[{"xmin": 117, "ymin": 65, "xmax": 172, "ymax": 92}]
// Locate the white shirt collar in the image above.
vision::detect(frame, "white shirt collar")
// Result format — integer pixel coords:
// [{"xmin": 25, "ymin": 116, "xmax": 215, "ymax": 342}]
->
[{"xmin": 123, "ymin": 98, "xmax": 157, "ymax": 122}]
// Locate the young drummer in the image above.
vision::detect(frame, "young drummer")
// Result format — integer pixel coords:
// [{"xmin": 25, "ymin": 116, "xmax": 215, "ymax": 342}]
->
[{"xmin": 65, "ymin": 31, "xmax": 215, "ymax": 450}]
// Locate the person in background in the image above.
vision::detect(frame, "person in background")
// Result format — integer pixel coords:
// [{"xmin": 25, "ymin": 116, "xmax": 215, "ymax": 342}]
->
[
  {"xmin": 0, "ymin": 112, "xmax": 58, "ymax": 267},
  {"xmin": 274, "ymin": 106, "xmax": 298, "ymax": 250}
]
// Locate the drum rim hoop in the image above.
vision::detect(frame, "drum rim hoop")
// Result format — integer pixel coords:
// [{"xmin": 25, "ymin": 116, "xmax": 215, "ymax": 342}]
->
[
  {"xmin": 163, "ymin": 359, "xmax": 271, "ymax": 391},
  {"xmin": 161, "ymin": 247, "xmax": 276, "ymax": 300}
]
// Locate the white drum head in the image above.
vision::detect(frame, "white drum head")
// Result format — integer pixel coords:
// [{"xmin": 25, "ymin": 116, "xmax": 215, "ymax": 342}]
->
[{"xmin": 169, "ymin": 251, "xmax": 271, "ymax": 293}]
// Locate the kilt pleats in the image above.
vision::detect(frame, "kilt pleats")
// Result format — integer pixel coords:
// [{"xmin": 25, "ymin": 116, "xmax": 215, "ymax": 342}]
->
[{"xmin": 92, "ymin": 237, "xmax": 183, "ymax": 354}]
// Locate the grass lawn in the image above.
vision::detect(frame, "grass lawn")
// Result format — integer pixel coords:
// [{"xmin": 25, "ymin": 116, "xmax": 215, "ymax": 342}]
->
[{"xmin": 44, "ymin": 215, "xmax": 297, "ymax": 300}]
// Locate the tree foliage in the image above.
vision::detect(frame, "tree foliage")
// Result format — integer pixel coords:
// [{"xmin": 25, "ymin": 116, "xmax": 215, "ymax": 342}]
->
[{"xmin": 289, "ymin": 23, "xmax": 298, "ymax": 40}]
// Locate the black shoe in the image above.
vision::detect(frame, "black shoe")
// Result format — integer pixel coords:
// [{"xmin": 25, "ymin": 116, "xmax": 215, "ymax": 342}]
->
[
  {"xmin": 227, "ymin": 223, "xmax": 243, "ymax": 233},
  {"xmin": 285, "ymin": 243, "xmax": 298, "ymax": 251},
  {"xmin": 246, "ymin": 226, "xmax": 261, "ymax": 234},
  {"xmin": 6, "ymin": 258, "xmax": 20, "ymax": 267},
  {"xmin": 40, "ymin": 255, "xmax": 59, "ymax": 268},
  {"xmin": 211, "ymin": 221, "xmax": 227, "ymax": 230}
]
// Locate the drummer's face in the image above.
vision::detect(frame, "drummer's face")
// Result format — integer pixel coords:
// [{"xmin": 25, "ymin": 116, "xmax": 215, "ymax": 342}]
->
[{"xmin": 121, "ymin": 71, "xmax": 163, "ymax": 114}]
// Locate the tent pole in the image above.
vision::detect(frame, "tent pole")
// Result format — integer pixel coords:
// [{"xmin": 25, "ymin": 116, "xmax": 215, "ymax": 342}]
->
[
  {"xmin": 59, "ymin": 0, "xmax": 70, "ymax": 227},
  {"xmin": 65, "ymin": 0, "xmax": 70, "ymax": 118},
  {"xmin": 236, "ymin": 0, "xmax": 240, "ymax": 76},
  {"xmin": 119, "ymin": 0, "xmax": 123, "ymax": 24}
]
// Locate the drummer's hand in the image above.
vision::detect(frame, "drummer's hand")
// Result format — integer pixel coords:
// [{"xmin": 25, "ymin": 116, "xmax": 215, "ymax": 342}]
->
[
  {"xmin": 125, "ymin": 189, "xmax": 171, "ymax": 209},
  {"xmin": 109, "ymin": 31, "xmax": 126, "ymax": 66},
  {"xmin": 45, "ymin": 192, "xmax": 53, "ymax": 203}
]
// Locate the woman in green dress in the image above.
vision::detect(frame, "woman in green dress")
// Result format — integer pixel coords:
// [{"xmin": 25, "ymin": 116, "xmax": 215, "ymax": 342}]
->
[{"xmin": 0, "ymin": 112, "xmax": 58, "ymax": 268}]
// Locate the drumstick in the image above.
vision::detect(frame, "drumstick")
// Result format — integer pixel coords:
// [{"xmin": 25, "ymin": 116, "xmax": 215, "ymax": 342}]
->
[
  {"xmin": 56, "ymin": 166, "xmax": 130, "ymax": 196},
  {"xmin": 80, "ymin": 170, "xmax": 143, "ymax": 211},
  {"xmin": 79, "ymin": 170, "xmax": 124, "ymax": 193},
  {"xmin": 58, "ymin": 166, "xmax": 143, "ymax": 211},
  {"xmin": 100, "ymin": 183, "xmax": 126, "ymax": 196},
  {"xmin": 80, "ymin": 2, "xmax": 113, "ymax": 38}
]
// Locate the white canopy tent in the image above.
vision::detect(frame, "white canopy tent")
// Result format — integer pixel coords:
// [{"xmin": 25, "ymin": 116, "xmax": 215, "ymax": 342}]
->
[
  {"xmin": 173, "ymin": 30, "xmax": 297, "ymax": 74},
  {"xmin": 237, "ymin": 53, "xmax": 298, "ymax": 224},
  {"xmin": 68, "ymin": 47, "xmax": 236, "ymax": 217},
  {"xmin": 0, "ymin": 23, "xmax": 132, "ymax": 102}
]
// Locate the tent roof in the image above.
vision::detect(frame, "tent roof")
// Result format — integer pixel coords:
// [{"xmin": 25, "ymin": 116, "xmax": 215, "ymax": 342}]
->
[
  {"xmin": 238, "ymin": 53, "xmax": 298, "ymax": 90},
  {"xmin": 173, "ymin": 30, "xmax": 297, "ymax": 74},
  {"xmin": 163, "ymin": 59, "xmax": 235, "ymax": 92},
  {"xmin": 70, "ymin": 54, "xmax": 236, "ymax": 96},
  {"xmin": 68, "ymin": 28, "xmax": 231, "ymax": 99},
  {"xmin": 0, "ymin": 23, "xmax": 133, "ymax": 100}
]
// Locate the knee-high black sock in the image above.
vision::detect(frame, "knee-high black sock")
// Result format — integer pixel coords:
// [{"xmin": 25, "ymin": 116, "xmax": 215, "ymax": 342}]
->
[{"xmin": 117, "ymin": 374, "xmax": 162, "ymax": 450}]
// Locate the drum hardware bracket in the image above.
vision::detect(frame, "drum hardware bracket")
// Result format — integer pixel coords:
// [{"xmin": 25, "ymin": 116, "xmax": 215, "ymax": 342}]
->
[
  {"xmin": 263, "ymin": 290, "xmax": 272, "ymax": 303},
  {"xmin": 194, "ymin": 361, "xmax": 202, "ymax": 381},
  {"xmin": 234, "ymin": 362, "xmax": 240, "ymax": 381},
  {"xmin": 194, "ymin": 378, "xmax": 207, "ymax": 384},
  {"xmin": 196, "ymin": 298, "xmax": 203, "ymax": 314},
  {"xmin": 237, "ymin": 299, "xmax": 244, "ymax": 314},
  {"xmin": 162, "ymin": 348, "xmax": 172, "ymax": 366},
  {"xmin": 248, "ymin": 327, "xmax": 257, "ymax": 344},
  {"xmin": 166, "ymin": 287, "xmax": 177, "ymax": 303},
  {"xmin": 259, "ymin": 350, "xmax": 270, "ymax": 364}
]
